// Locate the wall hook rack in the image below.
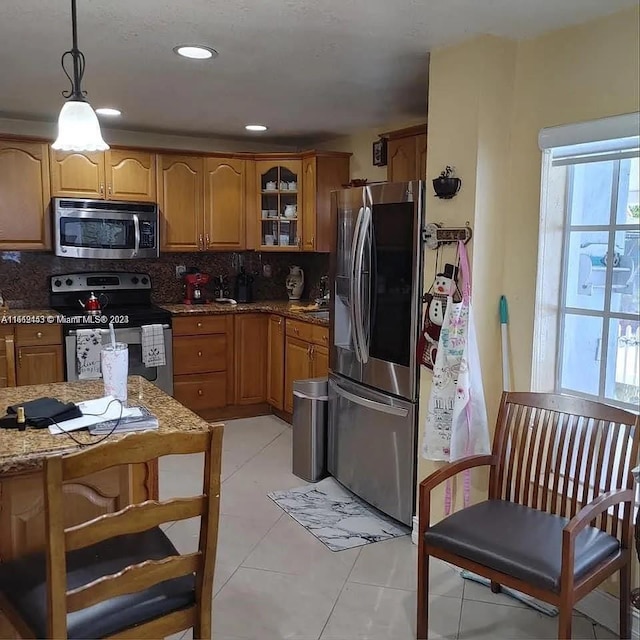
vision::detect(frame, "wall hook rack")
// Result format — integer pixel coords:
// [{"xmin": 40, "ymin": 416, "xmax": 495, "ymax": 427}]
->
[{"xmin": 422, "ymin": 222, "xmax": 472, "ymax": 249}]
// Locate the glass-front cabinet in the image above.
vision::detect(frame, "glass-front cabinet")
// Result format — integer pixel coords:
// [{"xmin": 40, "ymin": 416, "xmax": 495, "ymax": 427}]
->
[{"xmin": 256, "ymin": 160, "xmax": 302, "ymax": 251}]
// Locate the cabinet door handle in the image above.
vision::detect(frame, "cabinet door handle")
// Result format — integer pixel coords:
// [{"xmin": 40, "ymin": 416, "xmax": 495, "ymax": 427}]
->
[
  {"xmin": 17, "ymin": 348, "xmax": 22, "ymax": 366},
  {"xmin": 197, "ymin": 350, "xmax": 203, "ymax": 357},
  {"xmin": 278, "ymin": 317, "xmax": 282, "ymax": 325},
  {"xmin": 198, "ymin": 389, "xmax": 203, "ymax": 396},
  {"xmin": 99, "ymin": 183, "xmax": 105, "ymax": 195},
  {"xmin": 108, "ymin": 184, "xmax": 112, "ymax": 195},
  {"xmin": 293, "ymin": 327, "xmax": 299, "ymax": 335},
  {"xmin": 198, "ymin": 234, "xmax": 203, "ymax": 250},
  {"xmin": 205, "ymin": 233, "xmax": 210, "ymax": 248},
  {"xmin": 197, "ymin": 321, "xmax": 203, "ymax": 328},
  {"xmin": 36, "ymin": 331, "xmax": 43, "ymax": 339}
]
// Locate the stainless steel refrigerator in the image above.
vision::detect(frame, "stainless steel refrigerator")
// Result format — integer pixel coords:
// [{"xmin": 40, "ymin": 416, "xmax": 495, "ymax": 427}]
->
[{"xmin": 328, "ymin": 181, "xmax": 424, "ymax": 525}]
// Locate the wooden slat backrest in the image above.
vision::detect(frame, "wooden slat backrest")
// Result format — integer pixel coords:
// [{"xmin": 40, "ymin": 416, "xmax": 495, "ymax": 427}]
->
[
  {"xmin": 43, "ymin": 425, "xmax": 223, "ymax": 640},
  {"xmin": 489, "ymin": 392, "xmax": 639, "ymax": 538}
]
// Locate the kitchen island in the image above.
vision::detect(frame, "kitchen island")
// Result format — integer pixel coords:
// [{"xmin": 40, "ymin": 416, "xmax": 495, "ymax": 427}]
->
[{"xmin": 0, "ymin": 376, "xmax": 217, "ymax": 561}]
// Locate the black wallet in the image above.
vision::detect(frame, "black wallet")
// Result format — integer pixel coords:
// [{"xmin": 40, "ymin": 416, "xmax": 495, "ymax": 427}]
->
[{"xmin": 6, "ymin": 397, "xmax": 82, "ymax": 429}]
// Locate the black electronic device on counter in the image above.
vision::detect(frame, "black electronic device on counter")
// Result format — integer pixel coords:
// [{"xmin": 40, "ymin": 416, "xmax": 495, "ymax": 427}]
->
[{"xmin": 234, "ymin": 267, "xmax": 254, "ymax": 303}]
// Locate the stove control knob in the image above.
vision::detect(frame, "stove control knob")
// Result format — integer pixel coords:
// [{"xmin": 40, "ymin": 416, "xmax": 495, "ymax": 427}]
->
[
  {"xmin": 54, "ymin": 279, "xmax": 62, "ymax": 287},
  {"xmin": 65, "ymin": 278, "xmax": 73, "ymax": 286},
  {"xmin": 131, "ymin": 277, "xmax": 139, "ymax": 285},
  {"xmin": 141, "ymin": 277, "xmax": 149, "ymax": 285}
]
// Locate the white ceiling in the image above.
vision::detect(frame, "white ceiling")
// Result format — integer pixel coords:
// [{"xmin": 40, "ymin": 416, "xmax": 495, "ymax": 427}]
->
[{"xmin": 0, "ymin": 0, "xmax": 635, "ymax": 144}]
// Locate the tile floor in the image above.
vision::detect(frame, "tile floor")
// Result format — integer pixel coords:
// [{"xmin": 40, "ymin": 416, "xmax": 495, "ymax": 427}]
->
[{"xmin": 160, "ymin": 415, "xmax": 618, "ymax": 640}]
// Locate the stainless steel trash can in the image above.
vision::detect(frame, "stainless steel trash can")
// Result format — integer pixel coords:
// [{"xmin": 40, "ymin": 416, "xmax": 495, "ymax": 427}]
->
[{"xmin": 292, "ymin": 377, "xmax": 328, "ymax": 482}]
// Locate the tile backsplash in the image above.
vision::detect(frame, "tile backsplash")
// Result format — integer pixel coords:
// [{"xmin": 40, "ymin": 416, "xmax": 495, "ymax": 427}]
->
[{"xmin": 0, "ymin": 251, "xmax": 329, "ymax": 309}]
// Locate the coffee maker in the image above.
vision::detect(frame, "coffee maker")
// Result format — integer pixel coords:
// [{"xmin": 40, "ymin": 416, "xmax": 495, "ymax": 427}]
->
[{"xmin": 183, "ymin": 271, "xmax": 211, "ymax": 304}]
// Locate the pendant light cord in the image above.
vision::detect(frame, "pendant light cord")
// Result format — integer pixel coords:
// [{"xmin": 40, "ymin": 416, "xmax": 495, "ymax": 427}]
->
[{"xmin": 61, "ymin": 0, "xmax": 87, "ymax": 101}]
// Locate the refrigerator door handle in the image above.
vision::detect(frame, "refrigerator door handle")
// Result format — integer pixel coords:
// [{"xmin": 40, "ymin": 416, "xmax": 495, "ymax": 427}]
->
[
  {"xmin": 355, "ymin": 205, "xmax": 371, "ymax": 363},
  {"xmin": 331, "ymin": 379, "xmax": 409, "ymax": 417},
  {"xmin": 350, "ymin": 206, "xmax": 366, "ymax": 362}
]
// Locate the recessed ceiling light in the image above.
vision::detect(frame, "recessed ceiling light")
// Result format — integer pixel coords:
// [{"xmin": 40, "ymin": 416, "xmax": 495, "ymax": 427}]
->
[
  {"xmin": 95, "ymin": 107, "xmax": 122, "ymax": 117},
  {"xmin": 245, "ymin": 124, "xmax": 268, "ymax": 132},
  {"xmin": 173, "ymin": 45, "xmax": 218, "ymax": 60}
]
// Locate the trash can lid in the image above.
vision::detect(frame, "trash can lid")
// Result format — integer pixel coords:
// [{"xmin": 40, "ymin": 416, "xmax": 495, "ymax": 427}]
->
[{"xmin": 293, "ymin": 377, "xmax": 328, "ymax": 398}]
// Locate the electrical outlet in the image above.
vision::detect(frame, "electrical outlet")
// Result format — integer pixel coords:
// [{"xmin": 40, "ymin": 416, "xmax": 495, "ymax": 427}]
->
[
  {"xmin": 263, "ymin": 264, "xmax": 272, "ymax": 278},
  {"xmin": 175, "ymin": 265, "xmax": 186, "ymax": 279}
]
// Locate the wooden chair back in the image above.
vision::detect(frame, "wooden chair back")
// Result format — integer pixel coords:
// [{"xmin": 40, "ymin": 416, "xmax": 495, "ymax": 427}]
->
[
  {"xmin": 489, "ymin": 392, "xmax": 639, "ymax": 540},
  {"xmin": 43, "ymin": 426, "xmax": 223, "ymax": 639}
]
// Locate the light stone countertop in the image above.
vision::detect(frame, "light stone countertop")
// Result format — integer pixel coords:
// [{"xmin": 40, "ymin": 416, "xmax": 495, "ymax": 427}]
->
[{"xmin": 0, "ymin": 376, "xmax": 215, "ymax": 475}]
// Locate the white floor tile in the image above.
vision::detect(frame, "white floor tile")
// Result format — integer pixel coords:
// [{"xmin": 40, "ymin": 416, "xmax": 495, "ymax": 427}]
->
[
  {"xmin": 458, "ymin": 599, "xmax": 596, "ymax": 640},
  {"xmin": 242, "ymin": 512, "xmax": 359, "ymax": 584},
  {"xmin": 213, "ymin": 566, "xmax": 340, "ymax": 640},
  {"xmin": 348, "ymin": 536, "xmax": 464, "ymax": 598},
  {"xmin": 320, "ymin": 584, "xmax": 460, "ymax": 640}
]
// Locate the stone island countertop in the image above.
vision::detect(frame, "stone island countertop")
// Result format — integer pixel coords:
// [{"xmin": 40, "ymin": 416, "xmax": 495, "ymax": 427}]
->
[
  {"xmin": 0, "ymin": 376, "xmax": 215, "ymax": 475},
  {"xmin": 160, "ymin": 300, "xmax": 329, "ymax": 326}
]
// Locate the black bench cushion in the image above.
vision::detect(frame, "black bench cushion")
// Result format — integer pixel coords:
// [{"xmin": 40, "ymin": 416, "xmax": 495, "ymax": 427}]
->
[
  {"xmin": 424, "ymin": 499, "xmax": 620, "ymax": 592},
  {"xmin": 0, "ymin": 526, "xmax": 195, "ymax": 639}
]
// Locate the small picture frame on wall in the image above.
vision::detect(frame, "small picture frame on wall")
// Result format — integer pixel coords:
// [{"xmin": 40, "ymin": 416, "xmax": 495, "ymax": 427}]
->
[{"xmin": 372, "ymin": 138, "xmax": 387, "ymax": 167}]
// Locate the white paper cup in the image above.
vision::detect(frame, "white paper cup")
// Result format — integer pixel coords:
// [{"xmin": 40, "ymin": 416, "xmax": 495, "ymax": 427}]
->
[{"xmin": 102, "ymin": 343, "xmax": 128, "ymax": 404}]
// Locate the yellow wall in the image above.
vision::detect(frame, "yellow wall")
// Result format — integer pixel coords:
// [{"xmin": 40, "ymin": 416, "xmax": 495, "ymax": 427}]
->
[
  {"xmin": 419, "ymin": 5, "xmax": 640, "ymax": 597},
  {"xmin": 317, "ymin": 116, "xmax": 428, "ymax": 181}
]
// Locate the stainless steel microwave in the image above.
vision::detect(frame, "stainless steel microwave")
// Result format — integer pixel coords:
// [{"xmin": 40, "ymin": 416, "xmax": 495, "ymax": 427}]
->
[{"xmin": 53, "ymin": 198, "xmax": 159, "ymax": 259}]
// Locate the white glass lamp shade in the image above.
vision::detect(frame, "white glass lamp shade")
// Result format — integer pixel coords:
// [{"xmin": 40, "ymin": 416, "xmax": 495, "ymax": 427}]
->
[{"xmin": 52, "ymin": 100, "xmax": 109, "ymax": 151}]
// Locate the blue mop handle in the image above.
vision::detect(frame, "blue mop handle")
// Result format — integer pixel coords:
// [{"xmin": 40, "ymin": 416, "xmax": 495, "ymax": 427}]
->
[
  {"xmin": 499, "ymin": 296, "xmax": 510, "ymax": 391},
  {"xmin": 500, "ymin": 295, "xmax": 509, "ymax": 325}
]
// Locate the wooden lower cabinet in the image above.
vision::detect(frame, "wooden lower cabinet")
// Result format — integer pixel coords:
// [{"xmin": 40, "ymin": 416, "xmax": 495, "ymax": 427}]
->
[
  {"xmin": 16, "ymin": 344, "xmax": 64, "ymax": 386},
  {"xmin": 312, "ymin": 345, "xmax": 329, "ymax": 378},
  {"xmin": 0, "ymin": 324, "xmax": 63, "ymax": 387},
  {"xmin": 284, "ymin": 336, "xmax": 313, "ymax": 414},
  {"xmin": 282, "ymin": 320, "xmax": 329, "ymax": 414},
  {"xmin": 267, "ymin": 315, "xmax": 285, "ymax": 410},
  {"xmin": 234, "ymin": 314, "xmax": 268, "ymax": 404},
  {"xmin": 172, "ymin": 315, "xmax": 234, "ymax": 416}
]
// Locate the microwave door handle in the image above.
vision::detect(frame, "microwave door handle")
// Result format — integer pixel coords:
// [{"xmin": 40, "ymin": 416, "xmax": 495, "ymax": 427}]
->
[
  {"xmin": 133, "ymin": 214, "xmax": 140, "ymax": 257},
  {"xmin": 350, "ymin": 207, "xmax": 365, "ymax": 362}
]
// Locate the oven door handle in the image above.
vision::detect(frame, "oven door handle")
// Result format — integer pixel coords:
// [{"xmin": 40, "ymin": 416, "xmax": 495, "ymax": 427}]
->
[
  {"xmin": 133, "ymin": 214, "xmax": 140, "ymax": 257},
  {"xmin": 67, "ymin": 324, "xmax": 170, "ymax": 335}
]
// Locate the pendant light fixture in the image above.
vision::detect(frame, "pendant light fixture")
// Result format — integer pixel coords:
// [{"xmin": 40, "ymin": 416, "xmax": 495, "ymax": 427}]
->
[{"xmin": 52, "ymin": 0, "xmax": 108, "ymax": 152}]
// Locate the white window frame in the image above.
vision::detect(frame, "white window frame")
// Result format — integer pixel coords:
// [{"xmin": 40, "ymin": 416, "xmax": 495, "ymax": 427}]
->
[{"xmin": 533, "ymin": 113, "xmax": 640, "ymax": 411}]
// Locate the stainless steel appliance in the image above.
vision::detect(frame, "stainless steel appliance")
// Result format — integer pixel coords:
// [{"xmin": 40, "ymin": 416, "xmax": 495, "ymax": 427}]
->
[
  {"xmin": 53, "ymin": 198, "xmax": 159, "ymax": 259},
  {"xmin": 50, "ymin": 272, "xmax": 173, "ymax": 395},
  {"xmin": 328, "ymin": 181, "xmax": 424, "ymax": 525}
]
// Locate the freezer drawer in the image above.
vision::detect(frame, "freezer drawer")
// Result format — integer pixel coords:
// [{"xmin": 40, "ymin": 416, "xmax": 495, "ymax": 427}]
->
[{"xmin": 327, "ymin": 374, "xmax": 416, "ymax": 525}]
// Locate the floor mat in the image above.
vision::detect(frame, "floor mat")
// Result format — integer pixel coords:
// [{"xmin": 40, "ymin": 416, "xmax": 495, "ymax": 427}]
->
[{"xmin": 267, "ymin": 477, "xmax": 410, "ymax": 551}]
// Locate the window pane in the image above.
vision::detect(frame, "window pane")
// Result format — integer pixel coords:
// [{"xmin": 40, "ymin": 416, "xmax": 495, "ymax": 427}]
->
[
  {"xmin": 605, "ymin": 318, "xmax": 640, "ymax": 405},
  {"xmin": 617, "ymin": 157, "xmax": 640, "ymax": 225},
  {"xmin": 565, "ymin": 231, "xmax": 607, "ymax": 311},
  {"xmin": 569, "ymin": 161, "xmax": 614, "ymax": 226},
  {"xmin": 560, "ymin": 314, "xmax": 603, "ymax": 395},
  {"xmin": 609, "ymin": 228, "xmax": 640, "ymax": 314}
]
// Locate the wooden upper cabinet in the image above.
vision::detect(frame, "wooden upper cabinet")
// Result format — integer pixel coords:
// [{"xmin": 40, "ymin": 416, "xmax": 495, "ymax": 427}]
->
[
  {"xmin": 267, "ymin": 314, "xmax": 285, "ymax": 410},
  {"xmin": 387, "ymin": 137, "xmax": 417, "ymax": 183},
  {"xmin": 204, "ymin": 157, "xmax": 246, "ymax": 250},
  {"xmin": 383, "ymin": 124, "xmax": 428, "ymax": 182},
  {"xmin": 106, "ymin": 149, "xmax": 156, "ymax": 202},
  {"xmin": 301, "ymin": 152, "xmax": 350, "ymax": 253},
  {"xmin": 158, "ymin": 154, "xmax": 204, "ymax": 252},
  {"xmin": 50, "ymin": 150, "xmax": 105, "ymax": 198},
  {"xmin": 0, "ymin": 140, "xmax": 51, "ymax": 250},
  {"xmin": 255, "ymin": 159, "xmax": 302, "ymax": 251}
]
